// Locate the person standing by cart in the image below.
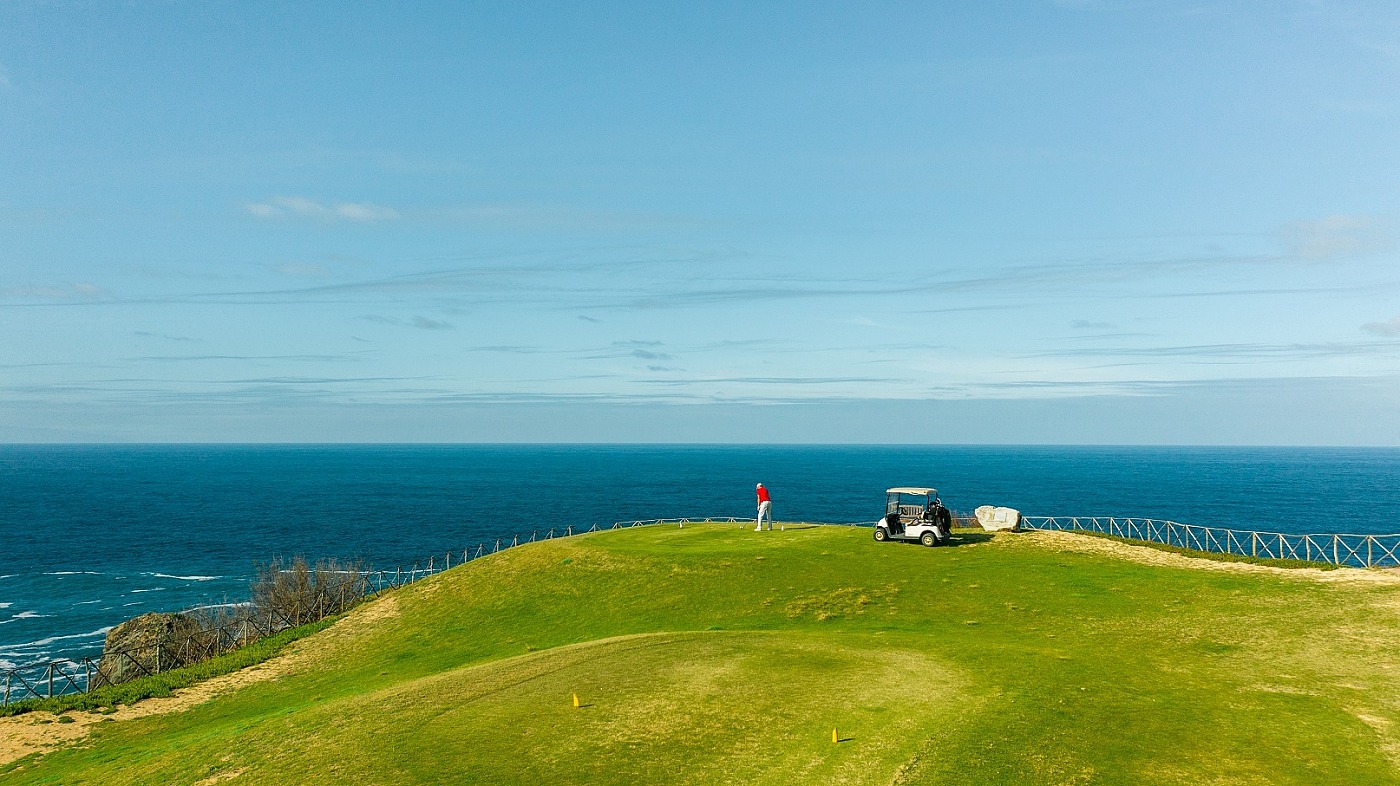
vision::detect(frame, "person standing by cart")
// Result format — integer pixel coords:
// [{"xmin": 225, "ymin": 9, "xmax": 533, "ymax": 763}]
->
[{"xmin": 755, "ymin": 483, "xmax": 773, "ymax": 531}]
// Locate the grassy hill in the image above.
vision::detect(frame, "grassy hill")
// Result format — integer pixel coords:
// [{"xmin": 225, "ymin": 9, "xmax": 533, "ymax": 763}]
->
[{"xmin": 5, "ymin": 524, "xmax": 1400, "ymax": 785}]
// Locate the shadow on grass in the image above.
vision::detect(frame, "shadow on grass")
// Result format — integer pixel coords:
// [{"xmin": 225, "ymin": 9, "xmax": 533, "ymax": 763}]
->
[
  {"xmin": 878, "ymin": 531, "xmax": 994, "ymax": 548},
  {"xmin": 947, "ymin": 532, "xmax": 994, "ymax": 547}
]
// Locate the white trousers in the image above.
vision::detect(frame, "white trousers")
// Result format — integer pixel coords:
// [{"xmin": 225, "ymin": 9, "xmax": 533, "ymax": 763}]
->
[{"xmin": 756, "ymin": 500, "xmax": 772, "ymax": 530}]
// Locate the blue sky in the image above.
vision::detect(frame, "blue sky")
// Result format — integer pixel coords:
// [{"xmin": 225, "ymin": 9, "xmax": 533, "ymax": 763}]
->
[{"xmin": 2, "ymin": 1, "xmax": 1399, "ymax": 443}]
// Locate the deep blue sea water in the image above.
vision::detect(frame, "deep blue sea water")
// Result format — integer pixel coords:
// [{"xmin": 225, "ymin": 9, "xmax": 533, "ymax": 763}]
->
[{"xmin": 3, "ymin": 444, "xmax": 1399, "ymax": 670}]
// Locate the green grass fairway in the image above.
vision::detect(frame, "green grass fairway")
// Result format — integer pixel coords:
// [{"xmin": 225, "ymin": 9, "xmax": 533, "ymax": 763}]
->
[{"xmin": 6, "ymin": 524, "xmax": 1400, "ymax": 785}]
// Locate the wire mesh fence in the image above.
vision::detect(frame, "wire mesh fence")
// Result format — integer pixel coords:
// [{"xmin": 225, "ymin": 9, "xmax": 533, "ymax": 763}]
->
[
  {"xmin": 0, "ymin": 516, "xmax": 755, "ymax": 706},
  {"xmin": 1020, "ymin": 516, "xmax": 1400, "ymax": 569},
  {"xmin": 11, "ymin": 514, "xmax": 1395, "ymax": 706}
]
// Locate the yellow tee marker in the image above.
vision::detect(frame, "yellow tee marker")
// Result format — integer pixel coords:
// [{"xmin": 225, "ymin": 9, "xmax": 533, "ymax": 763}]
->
[
  {"xmin": 832, "ymin": 727, "xmax": 839, "ymax": 743},
  {"xmin": 573, "ymin": 693, "xmax": 580, "ymax": 708}
]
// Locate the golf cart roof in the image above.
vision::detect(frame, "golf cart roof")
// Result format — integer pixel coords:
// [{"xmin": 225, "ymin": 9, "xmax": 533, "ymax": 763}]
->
[{"xmin": 886, "ymin": 487, "xmax": 937, "ymax": 496}]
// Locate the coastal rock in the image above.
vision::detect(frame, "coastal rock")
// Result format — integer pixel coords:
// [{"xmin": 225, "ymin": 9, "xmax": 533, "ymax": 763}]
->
[
  {"xmin": 92, "ymin": 612, "xmax": 201, "ymax": 688},
  {"xmin": 975, "ymin": 505, "xmax": 1022, "ymax": 532}
]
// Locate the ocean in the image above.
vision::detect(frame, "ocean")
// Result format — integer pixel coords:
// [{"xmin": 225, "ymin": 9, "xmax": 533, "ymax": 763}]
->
[{"xmin": 3, "ymin": 444, "xmax": 1399, "ymax": 670}]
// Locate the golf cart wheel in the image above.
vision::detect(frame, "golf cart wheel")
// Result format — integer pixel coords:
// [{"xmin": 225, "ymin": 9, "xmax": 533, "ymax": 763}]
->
[
  {"xmin": 920, "ymin": 531, "xmax": 937, "ymax": 547},
  {"xmin": 874, "ymin": 527, "xmax": 889, "ymax": 542}
]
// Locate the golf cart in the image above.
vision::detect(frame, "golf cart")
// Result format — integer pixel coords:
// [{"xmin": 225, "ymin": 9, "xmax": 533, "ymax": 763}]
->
[{"xmin": 874, "ymin": 487, "xmax": 953, "ymax": 547}]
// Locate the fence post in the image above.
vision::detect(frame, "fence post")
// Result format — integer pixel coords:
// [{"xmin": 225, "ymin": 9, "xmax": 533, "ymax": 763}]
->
[
  {"xmin": 48, "ymin": 664, "xmax": 54, "ymax": 698},
  {"xmin": 1333, "ymin": 535, "xmax": 1340, "ymax": 566},
  {"xmin": 1368, "ymin": 536, "xmax": 1374, "ymax": 568},
  {"xmin": 84, "ymin": 659, "xmax": 92, "ymax": 693},
  {"xmin": 4, "ymin": 672, "xmax": 10, "ymax": 706}
]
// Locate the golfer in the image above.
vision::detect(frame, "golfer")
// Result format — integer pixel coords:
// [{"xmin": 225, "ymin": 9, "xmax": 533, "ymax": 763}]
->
[{"xmin": 755, "ymin": 483, "xmax": 773, "ymax": 531}]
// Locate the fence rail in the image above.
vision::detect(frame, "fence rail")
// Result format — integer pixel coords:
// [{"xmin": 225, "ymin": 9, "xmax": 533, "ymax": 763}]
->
[{"xmin": 1020, "ymin": 516, "xmax": 1400, "ymax": 569}]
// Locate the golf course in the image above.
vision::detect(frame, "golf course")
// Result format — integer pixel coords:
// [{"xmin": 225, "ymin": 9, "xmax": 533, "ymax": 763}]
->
[{"xmin": 4, "ymin": 523, "xmax": 1400, "ymax": 785}]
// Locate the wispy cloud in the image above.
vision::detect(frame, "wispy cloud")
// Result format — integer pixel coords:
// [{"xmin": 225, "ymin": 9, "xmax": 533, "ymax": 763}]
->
[
  {"xmin": 1362, "ymin": 316, "xmax": 1400, "ymax": 337},
  {"xmin": 273, "ymin": 262, "xmax": 333, "ymax": 277},
  {"xmin": 133, "ymin": 331, "xmax": 197, "ymax": 342},
  {"xmin": 431, "ymin": 203, "xmax": 706, "ymax": 232},
  {"xmin": 1279, "ymin": 214, "xmax": 1393, "ymax": 259},
  {"xmin": 460, "ymin": 345, "xmax": 541, "ymax": 354},
  {"xmin": 246, "ymin": 196, "xmax": 400, "ymax": 223},
  {"xmin": 355, "ymin": 315, "xmax": 455, "ymax": 330},
  {"xmin": 644, "ymin": 376, "xmax": 898, "ymax": 386},
  {"xmin": 220, "ymin": 375, "xmax": 435, "ymax": 385},
  {"xmin": 130, "ymin": 353, "xmax": 357, "ymax": 363},
  {"xmin": 1023, "ymin": 339, "xmax": 1400, "ymax": 363},
  {"xmin": 1, "ymin": 282, "xmax": 108, "ymax": 301}
]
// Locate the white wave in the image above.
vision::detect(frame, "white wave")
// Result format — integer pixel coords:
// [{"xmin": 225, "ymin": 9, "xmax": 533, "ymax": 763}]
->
[
  {"xmin": 0, "ymin": 626, "xmax": 112, "ymax": 654},
  {"xmin": 187, "ymin": 601, "xmax": 252, "ymax": 611},
  {"xmin": 74, "ymin": 599, "xmax": 101, "ymax": 605},
  {"xmin": 43, "ymin": 571, "xmax": 103, "ymax": 576},
  {"xmin": 149, "ymin": 573, "xmax": 222, "ymax": 582},
  {"xmin": 12, "ymin": 610, "xmax": 48, "ymax": 619},
  {"xmin": 0, "ymin": 602, "xmax": 11, "ymax": 609},
  {"xmin": 130, "ymin": 587, "xmax": 166, "ymax": 593}
]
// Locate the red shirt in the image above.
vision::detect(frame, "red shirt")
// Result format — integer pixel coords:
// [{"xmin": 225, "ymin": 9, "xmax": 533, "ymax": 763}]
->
[{"xmin": 757, "ymin": 486, "xmax": 770, "ymax": 503}]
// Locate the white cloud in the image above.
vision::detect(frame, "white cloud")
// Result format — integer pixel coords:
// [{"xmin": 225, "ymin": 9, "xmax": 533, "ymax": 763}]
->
[
  {"xmin": 1280, "ymin": 214, "xmax": 1393, "ymax": 259},
  {"xmin": 245, "ymin": 196, "xmax": 399, "ymax": 223},
  {"xmin": 334, "ymin": 202, "xmax": 398, "ymax": 222},
  {"xmin": 1362, "ymin": 316, "xmax": 1400, "ymax": 337}
]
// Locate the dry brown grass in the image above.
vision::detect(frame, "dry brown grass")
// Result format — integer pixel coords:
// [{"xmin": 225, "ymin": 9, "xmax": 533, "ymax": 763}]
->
[{"xmin": 1016, "ymin": 529, "xmax": 1400, "ymax": 586}]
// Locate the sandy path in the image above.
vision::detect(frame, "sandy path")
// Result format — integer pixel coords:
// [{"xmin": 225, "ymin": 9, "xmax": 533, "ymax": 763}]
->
[{"xmin": 0, "ymin": 594, "xmax": 400, "ymax": 768}]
